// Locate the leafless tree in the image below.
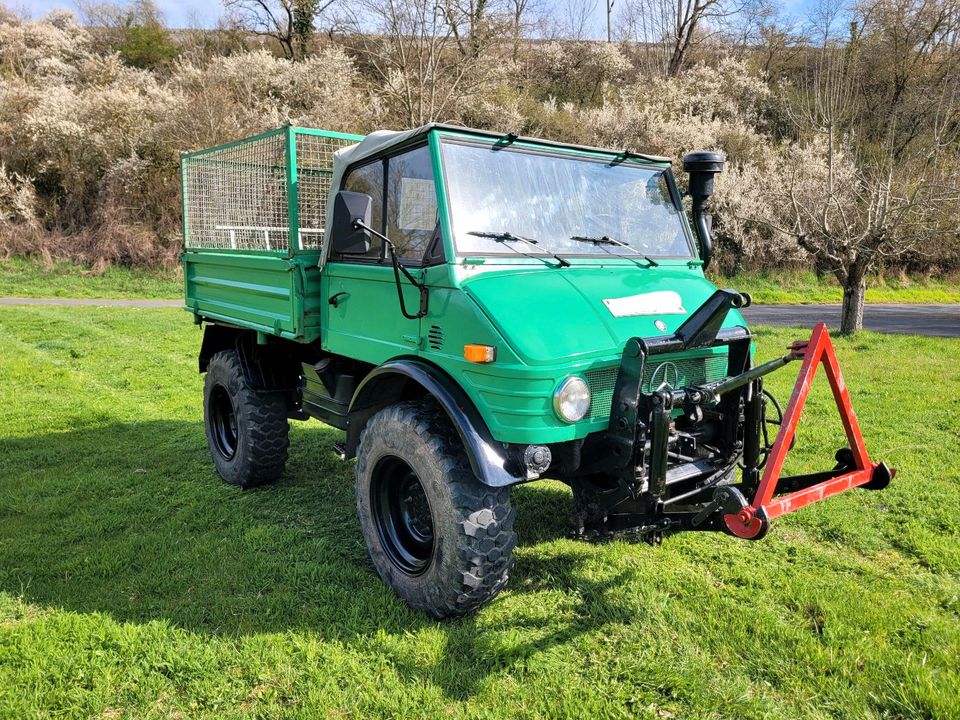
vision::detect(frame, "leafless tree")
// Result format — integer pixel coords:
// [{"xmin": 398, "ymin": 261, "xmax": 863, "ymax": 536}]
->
[
  {"xmin": 440, "ymin": 0, "xmax": 492, "ymax": 57},
  {"xmin": 772, "ymin": 125, "xmax": 955, "ymax": 333},
  {"xmin": 756, "ymin": 0, "xmax": 960, "ymax": 333},
  {"xmin": 752, "ymin": 15, "xmax": 807, "ymax": 77},
  {"xmin": 76, "ymin": 0, "xmax": 164, "ymax": 32},
  {"xmin": 537, "ymin": 0, "xmax": 598, "ymax": 41},
  {"xmin": 504, "ymin": 0, "xmax": 540, "ymax": 57},
  {"xmin": 345, "ymin": 0, "xmax": 504, "ymax": 126},
  {"xmin": 717, "ymin": 0, "xmax": 805, "ymax": 72},
  {"xmin": 436, "ymin": 0, "xmax": 540, "ymax": 60},
  {"xmin": 222, "ymin": 0, "xmax": 337, "ymax": 60},
  {"xmin": 618, "ymin": 0, "xmax": 738, "ymax": 75}
]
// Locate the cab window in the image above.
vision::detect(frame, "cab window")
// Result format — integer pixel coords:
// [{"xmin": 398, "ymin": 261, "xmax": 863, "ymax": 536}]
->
[
  {"xmin": 338, "ymin": 144, "xmax": 440, "ymax": 265},
  {"xmin": 341, "ymin": 159, "xmax": 384, "ymax": 261},
  {"xmin": 385, "ymin": 145, "xmax": 439, "ymax": 263}
]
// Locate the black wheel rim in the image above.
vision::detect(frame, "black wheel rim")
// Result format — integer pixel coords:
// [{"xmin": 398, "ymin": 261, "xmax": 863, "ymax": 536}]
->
[
  {"xmin": 210, "ymin": 384, "xmax": 238, "ymax": 460},
  {"xmin": 371, "ymin": 456, "xmax": 435, "ymax": 576}
]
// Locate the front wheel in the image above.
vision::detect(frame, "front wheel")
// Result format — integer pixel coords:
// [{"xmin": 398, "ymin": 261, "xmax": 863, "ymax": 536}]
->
[{"xmin": 355, "ymin": 401, "xmax": 516, "ymax": 618}]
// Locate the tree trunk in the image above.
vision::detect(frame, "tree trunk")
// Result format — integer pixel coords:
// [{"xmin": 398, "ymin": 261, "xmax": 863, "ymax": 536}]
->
[{"xmin": 839, "ymin": 272, "xmax": 866, "ymax": 334}]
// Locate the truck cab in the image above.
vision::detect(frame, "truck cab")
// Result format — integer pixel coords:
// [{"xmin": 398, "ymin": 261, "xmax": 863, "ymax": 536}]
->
[
  {"xmin": 182, "ymin": 125, "xmax": 889, "ymax": 618},
  {"xmin": 321, "ymin": 128, "xmax": 741, "ymax": 447}
]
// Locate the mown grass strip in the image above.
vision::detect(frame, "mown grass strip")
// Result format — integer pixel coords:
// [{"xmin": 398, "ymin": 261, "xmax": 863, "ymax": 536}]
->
[
  {"xmin": 712, "ymin": 270, "xmax": 960, "ymax": 305},
  {"xmin": 1, "ymin": 257, "xmax": 181, "ymax": 300}
]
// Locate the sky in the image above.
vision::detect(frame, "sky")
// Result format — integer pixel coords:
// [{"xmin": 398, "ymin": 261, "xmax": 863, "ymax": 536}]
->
[
  {"xmin": 20, "ymin": 0, "xmax": 222, "ymax": 28},
  {"xmin": 19, "ymin": 0, "xmax": 819, "ymax": 36}
]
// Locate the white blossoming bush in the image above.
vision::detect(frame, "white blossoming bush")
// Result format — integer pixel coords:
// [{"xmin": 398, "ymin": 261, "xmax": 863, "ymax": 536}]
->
[
  {"xmin": 0, "ymin": 11, "xmax": 365, "ymax": 266},
  {"xmin": 1, "ymin": 9, "xmax": 793, "ymax": 270},
  {"xmin": 0, "ymin": 10, "xmax": 93, "ymax": 82},
  {"xmin": 143, "ymin": 46, "xmax": 367, "ymax": 198},
  {"xmin": 0, "ymin": 165, "xmax": 39, "ymax": 230},
  {"xmin": 710, "ymin": 143, "xmax": 806, "ymax": 270},
  {"xmin": 634, "ymin": 59, "xmax": 776, "ymax": 128},
  {"xmin": 535, "ymin": 41, "xmax": 632, "ymax": 106},
  {"xmin": 5, "ymin": 11, "xmax": 935, "ymax": 275},
  {"xmin": 527, "ymin": 58, "xmax": 799, "ymax": 271}
]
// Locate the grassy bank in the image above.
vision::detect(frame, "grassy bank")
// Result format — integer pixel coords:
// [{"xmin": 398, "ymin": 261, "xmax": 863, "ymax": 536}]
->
[
  {"xmin": 0, "ymin": 257, "xmax": 180, "ymax": 299},
  {"xmin": 3, "ymin": 257, "xmax": 960, "ymax": 306},
  {"xmin": 714, "ymin": 270, "xmax": 960, "ymax": 305},
  {"xmin": 0, "ymin": 306, "xmax": 958, "ymax": 718}
]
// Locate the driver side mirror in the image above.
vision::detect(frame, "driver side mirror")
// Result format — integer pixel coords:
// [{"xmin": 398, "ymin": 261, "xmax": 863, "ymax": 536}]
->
[{"xmin": 331, "ymin": 190, "xmax": 373, "ymax": 255}]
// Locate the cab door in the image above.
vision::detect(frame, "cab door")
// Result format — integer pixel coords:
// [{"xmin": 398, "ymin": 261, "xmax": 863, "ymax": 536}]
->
[{"xmin": 320, "ymin": 144, "xmax": 440, "ymax": 365}]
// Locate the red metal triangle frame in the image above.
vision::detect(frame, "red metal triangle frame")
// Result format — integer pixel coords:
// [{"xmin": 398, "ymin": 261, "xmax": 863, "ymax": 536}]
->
[{"xmin": 724, "ymin": 322, "xmax": 893, "ymax": 539}]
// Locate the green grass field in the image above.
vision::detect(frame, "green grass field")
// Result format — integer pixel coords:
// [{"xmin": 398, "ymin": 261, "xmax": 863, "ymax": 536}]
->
[
  {"xmin": 0, "ymin": 257, "xmax": 181, "ymax": 299},
  {"xmin": 715, "ymin": 270, "xmax": 960, "ymax": 305},
  {"xmin": 1, "ymin": 306, "xmax": 959, "ymax": 719}
]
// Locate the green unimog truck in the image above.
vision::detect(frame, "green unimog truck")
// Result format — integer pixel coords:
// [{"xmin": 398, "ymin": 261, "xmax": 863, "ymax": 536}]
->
[{"xmin": 180, "ymin": 124, "xmax": 892, "ymax": 618}]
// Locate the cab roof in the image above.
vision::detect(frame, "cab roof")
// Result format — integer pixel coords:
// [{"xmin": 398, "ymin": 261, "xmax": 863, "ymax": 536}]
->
[{"xmin": 328, "ymin": 123, "xmax": 671, "ymax": 201}]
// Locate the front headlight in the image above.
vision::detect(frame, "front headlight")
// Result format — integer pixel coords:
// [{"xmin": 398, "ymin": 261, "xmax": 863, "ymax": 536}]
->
[{"xmin": 553, "ymin": 376, "xmax": 591, "ymax": 423}]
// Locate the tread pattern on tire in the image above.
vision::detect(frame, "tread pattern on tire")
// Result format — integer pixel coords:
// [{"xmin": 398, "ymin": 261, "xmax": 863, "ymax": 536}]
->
[
  {"xmin": 205, "ymin": 349, "xmax": 289, "ymax": 488},
  {"xmin": 356, "ymin": 401, "xmax": 517, "ymax": 618}
]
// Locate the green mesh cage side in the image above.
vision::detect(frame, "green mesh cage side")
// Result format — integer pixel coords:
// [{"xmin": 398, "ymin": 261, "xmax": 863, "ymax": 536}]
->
[
  {"xmin": 182, "ymin": 132, "xmax": 289, "ymax": 251},
  {"xmin": 295, "ymin": 132, "xmax": 356, "ymax": 249},
  {"xmin": 181, "ymin": 128, "xmax": 356, "ymax": 253}
]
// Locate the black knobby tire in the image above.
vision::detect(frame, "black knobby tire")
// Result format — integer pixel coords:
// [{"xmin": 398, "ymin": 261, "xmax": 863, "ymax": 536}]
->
[
  {"xmin": 355, "ymin": 401, "xmax": 516, "ymax": 618},
  {"xmin": 203, "ymin": 349, "xmax": 289, "ymax": 489}
]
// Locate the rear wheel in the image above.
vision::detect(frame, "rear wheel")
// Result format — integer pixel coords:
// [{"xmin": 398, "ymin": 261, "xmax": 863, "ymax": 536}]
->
[
  {"xmin": 203, "ymin": 350, "xmax": 289, "ymax": 489},
  {"xmin": 355, "ymin": 401, "xmax": 516, "ymax": 618}
]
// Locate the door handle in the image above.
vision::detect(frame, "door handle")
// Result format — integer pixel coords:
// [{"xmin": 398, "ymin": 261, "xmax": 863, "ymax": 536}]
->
[{"xmin": 329, "ymin": 291, "xmax": 349, "ymax": 308}]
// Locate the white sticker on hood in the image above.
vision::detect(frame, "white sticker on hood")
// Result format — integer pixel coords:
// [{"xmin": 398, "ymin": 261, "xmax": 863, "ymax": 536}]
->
[{"xmin": 603, "ymin": 290, "xmax": 686, "ymax": 318}]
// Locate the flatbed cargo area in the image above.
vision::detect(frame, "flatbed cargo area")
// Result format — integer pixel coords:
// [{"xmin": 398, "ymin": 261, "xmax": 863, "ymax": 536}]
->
[{"xmin": 180, "ymin": 125, "xmax": 363, "ymax": 341}]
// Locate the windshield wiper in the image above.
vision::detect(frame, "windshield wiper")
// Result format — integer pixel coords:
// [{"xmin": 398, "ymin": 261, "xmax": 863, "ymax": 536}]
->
[
  {"xmin": 468, "ymin": 231, "xmax": 570, "ymax": 268},
  {"xmin": 569, "ymin": 235, "xmax": 659, "ymax": 267}
]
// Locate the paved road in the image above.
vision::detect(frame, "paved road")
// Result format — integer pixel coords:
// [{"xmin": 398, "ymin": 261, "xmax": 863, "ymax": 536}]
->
[
  {"xmin": 742, "ymin": 303, "xmax": 960, "ymax": 338},
  {"xmin": 1, "ymin": 297, "xmax": 957, "ymax": 337}
]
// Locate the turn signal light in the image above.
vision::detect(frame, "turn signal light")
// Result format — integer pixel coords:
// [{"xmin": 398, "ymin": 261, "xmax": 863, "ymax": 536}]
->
[{"xmin": 464, "ymin": 344, "xmax": 496, "ymax": 363}]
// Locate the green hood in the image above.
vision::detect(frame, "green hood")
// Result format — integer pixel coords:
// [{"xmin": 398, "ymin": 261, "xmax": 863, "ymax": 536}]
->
[{"xmin": 461, "ymin": 265, "xmax": 746, "ymax": 365}]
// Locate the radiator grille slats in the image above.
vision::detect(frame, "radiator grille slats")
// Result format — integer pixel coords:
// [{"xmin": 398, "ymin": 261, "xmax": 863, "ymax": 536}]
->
[
  {"xmin": 427, "ymin": 325, "xmax": 444, "ymax": 350},
  {"xmin": 584, "ymin": 366, "xmax": 619, "ymax": 420}
]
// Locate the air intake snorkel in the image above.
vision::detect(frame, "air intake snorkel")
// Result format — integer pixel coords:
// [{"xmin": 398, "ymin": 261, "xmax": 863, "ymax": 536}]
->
[{"xmin": 682, "ymin": 151, "xmax": 725, "ymax": 269}]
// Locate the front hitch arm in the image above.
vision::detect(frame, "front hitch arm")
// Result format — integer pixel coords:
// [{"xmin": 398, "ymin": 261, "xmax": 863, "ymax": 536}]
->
[{"xmin": 721, "ymin": 323, "xmax": 896, "ymax": 538}]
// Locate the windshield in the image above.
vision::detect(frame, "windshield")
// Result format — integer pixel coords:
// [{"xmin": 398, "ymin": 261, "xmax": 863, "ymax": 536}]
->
[{"xmin": 440, "ymin": 140, "xmax": 694, "ymax": 258}]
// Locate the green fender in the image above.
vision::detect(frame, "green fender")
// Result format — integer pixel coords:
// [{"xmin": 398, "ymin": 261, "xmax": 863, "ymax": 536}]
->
[{"xmin": 346, "ymin": 358, "xmax": 526, "ymax": 487}]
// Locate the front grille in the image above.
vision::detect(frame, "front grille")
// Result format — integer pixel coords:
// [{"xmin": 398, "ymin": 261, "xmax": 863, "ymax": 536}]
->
[
  {"xmin": 584, "ymin": 351, "xmax": 728, "ymax": 420},
  {"xmin": 642, "ymin": 354, "xmax": 727, "ymax": 394},
  {"xmin": 585, "ymin": 366, "xmax": 619, "ymax": 420}
]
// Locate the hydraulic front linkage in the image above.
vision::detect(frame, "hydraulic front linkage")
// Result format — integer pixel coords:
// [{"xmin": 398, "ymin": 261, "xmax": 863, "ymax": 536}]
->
[{"xmin": 580, "ymin": 290, "xmax": 895, "ymax": 542}]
